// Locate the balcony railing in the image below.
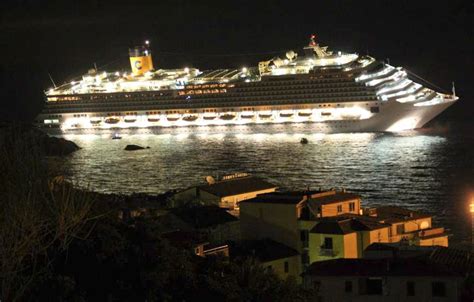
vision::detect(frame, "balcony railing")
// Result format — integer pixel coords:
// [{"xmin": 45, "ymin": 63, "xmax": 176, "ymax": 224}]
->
[{"xmin": 319, "ymin": 247, "xmax": 337, "ymax": 257}]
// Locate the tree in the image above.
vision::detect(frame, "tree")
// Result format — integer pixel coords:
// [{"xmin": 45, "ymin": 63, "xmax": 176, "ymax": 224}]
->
[{"xmin": 0, "ymin": 128, "xmax": 98, "ymax": 301}]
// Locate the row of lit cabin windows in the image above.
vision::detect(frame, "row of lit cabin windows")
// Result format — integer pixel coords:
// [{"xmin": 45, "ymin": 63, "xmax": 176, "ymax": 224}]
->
[
  {"xmin": 45, "ymin": 101, "xmax": 379, "ymax": 116},
  {"xmin": 178, "ymin": 89, "xmax": 226, "ymax": 96},
  {"xmin": 185, "ymin": 83, "xmax": 233, "ymax": 89},
  {"xmin": 49, "ymin": 90, "xmax": 377, "ymax": 105},
  {"xmin": 46, "ymin": 97, "xmax": 379, "ymax": 113}
]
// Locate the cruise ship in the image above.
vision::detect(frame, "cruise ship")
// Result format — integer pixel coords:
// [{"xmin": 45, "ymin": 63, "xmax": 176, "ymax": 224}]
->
[{"xmin": 37, "ymin": 35, "xmax": 458, "ymax": 133}]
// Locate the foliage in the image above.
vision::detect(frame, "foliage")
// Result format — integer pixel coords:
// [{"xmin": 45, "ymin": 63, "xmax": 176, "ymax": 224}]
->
[{"xmin": 0, "ymin": 128, "xmax": 98, "ymax": 301}]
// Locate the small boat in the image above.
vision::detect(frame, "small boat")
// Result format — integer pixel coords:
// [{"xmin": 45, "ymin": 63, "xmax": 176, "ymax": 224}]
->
[
  {"xmin": 147, "ymin": 117, "xmax": 160, "ymax": 122},
  {"xmin": 167, "ymin": 115, "xmax": 180, "ymax": 122},
  {"xmin": 321, "ymin": 112, "xmax": 332, "ymax": 116},
  {"xmin": 300, "ymin": 137, "xmax": 309, "ymax": 144},
  {"xmin": 298, "ymin": 111, "xmax": 312, "ymax": 117},
  {"xmin": 259, "ymin": 112, "xmax": 272, "ymax": 119},
  {"xmin": 280, "ymin": 111, "xmax": 294, "ymax": 118},
  {"xmin": 124, "ymin": 117, "xmax": 137, "ymax": 123},
  {"xmin": 112, "ymin": 133, "xmax": 122, "ymax": 140},
  {"xmin": 220, "ymin": 114, "xmax": 236, "ymax": 120},
  {"xmin": 241, "ymin": 112, "xmax": 254, "ymax": 119},
  {"xmin": 203, "ymin": 115, "xmax": 216, "ymax": 120},
  {"xmin": 105, "ymin": 117, "xmax": 120, "ymax": 124},
  {"xmin": 183, "ymin": 115, "xmax": 198, "ymax": 122},
  {"xmin": 90, "ymin": 119, "xmax": 102, "ymax": 125}
]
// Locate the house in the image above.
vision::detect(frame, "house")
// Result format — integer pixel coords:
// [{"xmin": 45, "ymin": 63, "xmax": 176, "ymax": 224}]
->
[
  {"xmin": 240, "ymin": 189, "xmax": 449, "ymax": 273},
  {"xmin": 230, "ymin": 239, "xmax": 300, "ymax": 281},
  {"xmin": 158, "ymin": 206, "xmax": 240, "ymax": 244},
  {"xmin": 303, "ymin": 246, "xmax": 473, "ymax": 302},
  {"xmin": 172, "ymin": 173, "xmax": 277, "ymax": 209},
  {"xmin": 309, "ymin": 215, "xmax": 391, "ymax": 262},
  {"xmin": 161, "ymin": 230, "xmax": 229, "ymax": 258}
]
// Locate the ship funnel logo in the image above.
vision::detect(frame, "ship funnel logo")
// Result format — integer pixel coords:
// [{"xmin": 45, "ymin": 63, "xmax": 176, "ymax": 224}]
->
[{"xmin": 134, "ymin": 60, "xmax": 142, "ymax": 70}]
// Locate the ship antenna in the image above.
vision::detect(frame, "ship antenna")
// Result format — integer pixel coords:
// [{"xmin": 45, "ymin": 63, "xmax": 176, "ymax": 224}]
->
[
  {"xmin": 93, "ymin": 62, "xmax": 98, "ymax": 71},
  {"xmin": 452, "ymin": 81, "xmax": 456, "ymax": 97},
  {"xmin": 48, "ymin": 72, "xmax": 57, "ymax": 88}
]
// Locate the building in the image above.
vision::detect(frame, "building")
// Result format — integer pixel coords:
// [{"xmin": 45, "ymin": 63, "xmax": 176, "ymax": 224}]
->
[
  {"xmin": 303, "ymin": 245, "xmax": 473, "ymax": 302},
  {"xmin": 161, "ymin": 230, "xmax": 229, "ymax": 257},
  {"xmin": 229, "ymin": 239, "xmax": 300, "ymax": 281},
  {"xmin": 172, "ymin": 173, "xmax": 277, "ymax": 210},
  {"xmin": 158, "ymin": 205, "xmax": 241, "ymax": 244},
  {"xmin": 240, "ymin": 190, "xmax": 449, "ymax": 275}
]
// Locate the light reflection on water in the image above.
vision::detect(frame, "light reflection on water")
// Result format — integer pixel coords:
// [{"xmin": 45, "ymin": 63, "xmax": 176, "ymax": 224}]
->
[{"xmin": 55, "ymin": 126, "xmax": 473, "ymax": 249}]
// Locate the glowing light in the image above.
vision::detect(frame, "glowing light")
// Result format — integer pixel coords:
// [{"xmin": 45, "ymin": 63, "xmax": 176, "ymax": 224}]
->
[
  {"xmin": 145, "ymin": 40, "xmax": 150, "ymax": 45},
  {"xmin": 242, "ymin": 67, "xmax": 248, "ymax": 73},
  {"xmin": 184, "ymin": 67, "xmax": 190, "ymax": 73},
  {"xmin": 386, "ymin": 117, "xmax": 418, "ymax": 132},
  {"xmin": 470, "ymin": 201, "xmax": 474, "ymax": 213},
  {"xmin": 71, "ymin": 81, "xmax": 76, "ymax": 85}
]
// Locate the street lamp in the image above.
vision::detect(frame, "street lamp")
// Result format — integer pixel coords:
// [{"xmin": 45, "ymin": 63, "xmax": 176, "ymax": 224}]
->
[{"xmin": 470, "ymin": 200, "xmax": 474, "ymax": 252}]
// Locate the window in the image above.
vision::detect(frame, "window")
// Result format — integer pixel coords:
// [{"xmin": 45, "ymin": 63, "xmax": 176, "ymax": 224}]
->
[
  {"xmin": 349, "ymin": 202, "xmax": 355, "ymax": 211},
  {"xmin": 432, "ymin": 282, "xmax": 446, "ymax": 297},
  {"xmin": 284, "ymin": 261, "xmax": 289, "ymax": 273},
  {"xmin": 323, "ymin": 237, "xmax": 333, "ymax": 249},
  {"xmin": 396, "ymin": 224, "xmax": 405, "ymax": 235},
  {"xmin": 406, "ymin": 281, "xmax": 415, "ymax": 296},
  {"xmin": 337, "ymin": 205, "xmax": 343, "ymax": 213},
  {"xmin": 366, "ymin": 278, "xmax": 383, "ymax": 295},
  {"xmin": 345, "ymin": 280, "xmax": 352, "ymax": 293}
]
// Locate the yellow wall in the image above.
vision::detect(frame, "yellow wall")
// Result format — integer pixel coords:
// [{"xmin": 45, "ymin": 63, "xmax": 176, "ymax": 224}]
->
[
  {"xmin": 418, "ymin": 235, "xmax": 448, "ymax": 247},
  {"xmin": 220, "ymin": 188, "xmax": 277, "ymax": 209},
  {"xmin": 240, "ymin": 202, "xmax": 300, "ymax": 251},
  {"xmin": 262, "ymin": 255, "xmax": 301, "ymax": 282},
  {"xmin": 308, "ymin": 233, "xmax": 349, "ymax": 262},
  {"xmin": 320, "ymin": 198, "xmax": 360, "ymax": 217}
]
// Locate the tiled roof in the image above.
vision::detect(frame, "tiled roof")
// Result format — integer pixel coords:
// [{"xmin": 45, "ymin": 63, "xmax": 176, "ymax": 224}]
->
[
  {"xmin": 198, "ymin": 176, "xmax": 277, "ymax": 197},
  {"xmin": 240, "ymin": 191, "xmax": 314, "ymax": 205},
  {"xmin": 310, "ymin": 216, "xmax": 389, "ymax": 235},
  {"xmin": 429, "ymin": 247, "xmax": 474, "ymax": 275},
  {"xmin": 374, "ymin": 206, "xmax": 431, "ymax": 223},
  {"xmin": 308, "ymin": 192, "xmax": 360, "ymax": 205},
  {"xmin": 304, "ymin": 258, "xmax": 462, "ymax": 277},
  {"xmin": 170, "ymin": 206, "xmax": 238, "ymax": 229},
  {"xmin": 230, "ymin": 239, "xmax": 299, "ymax": 262}
]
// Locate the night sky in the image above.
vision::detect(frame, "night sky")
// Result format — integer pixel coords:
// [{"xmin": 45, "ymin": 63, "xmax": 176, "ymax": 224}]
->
[{"xmin": 1, "ymin": 0, "xmax": 472, "ymax": 123}]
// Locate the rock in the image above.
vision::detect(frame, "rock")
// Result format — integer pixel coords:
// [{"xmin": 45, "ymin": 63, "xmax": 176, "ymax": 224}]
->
[
  {"xmin": 43, "ymin": 136, "xmax": 80, "ymax": 156},
  {"xmin": 124, "ymin": 144, "xmax": 146, "ymax": 151}
]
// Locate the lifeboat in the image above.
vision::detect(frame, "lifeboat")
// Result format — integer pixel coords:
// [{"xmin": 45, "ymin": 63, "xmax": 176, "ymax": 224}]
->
[
  {"xmin": 220, "ymin": 113, "xmax": 236, "ymax": 120},
  {"xmin": 203, "ymin": 114, "xmax": 217, "ymax": 120},
  {"xmin": 298, "ymin": 110, "xmax": 312, "ymax": 117},
  {"xmin": 124, "ymin": 116, "xmax": 137, "ymax": 123},
  {"xmin": 258, "ymin": 111, "xmax": 273, "ymax": 119},
  {"xmin": 241, "ymin": 111, "xmax": 254, "ymax": 119},
  {"xmin": 183, "ymin": 115, "xmax": 198, "ymax": 122},
  {"xmin": 280, "ymin": 111, "xmax": 294, "ymax": 118},
  {"xmin": 90, "ymin": 118, "xmax": 102, "ymax": 125},
  {"xmin": 147, "ymin": 116, "xmax": 160, "ymax": 122},
  {"xmin": 105, "ymin": 117, "xmax": 120, "ymax": 124},
  {"xmin": 321, "ymin": 112, "xmax": 332, "ymax": 116},
  {"xmin": 167, "ymin": 114, "xmax": 180, "ymax": 122}
]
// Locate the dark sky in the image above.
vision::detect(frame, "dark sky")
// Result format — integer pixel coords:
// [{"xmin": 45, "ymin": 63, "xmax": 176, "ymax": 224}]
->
[{"xmin": 1, "ymin": 0, "xmax": 472, "ymax": 122}]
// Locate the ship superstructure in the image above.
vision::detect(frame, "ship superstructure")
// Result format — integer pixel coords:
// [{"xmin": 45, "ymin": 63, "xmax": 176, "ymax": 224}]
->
[{"xmin": 37, "ymin": 35, "xmax": 458, "ymax": 133}]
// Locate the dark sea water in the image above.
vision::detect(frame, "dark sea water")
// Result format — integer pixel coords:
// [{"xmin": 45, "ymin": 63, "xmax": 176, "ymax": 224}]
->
[{"xmin": 53, "ymin": 122, "xmax": 474, "ymax": 250}]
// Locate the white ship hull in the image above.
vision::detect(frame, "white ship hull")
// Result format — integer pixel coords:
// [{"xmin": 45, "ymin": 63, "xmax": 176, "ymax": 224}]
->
[{"xmin": 38, "ymin": 96, "xmax": 457, "ymax": 135}]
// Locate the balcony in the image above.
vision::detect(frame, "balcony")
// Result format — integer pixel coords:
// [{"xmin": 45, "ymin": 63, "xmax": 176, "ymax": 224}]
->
[{"xmin": 319, "ymin": 247, "xmax": 337, "ymax": 257}]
